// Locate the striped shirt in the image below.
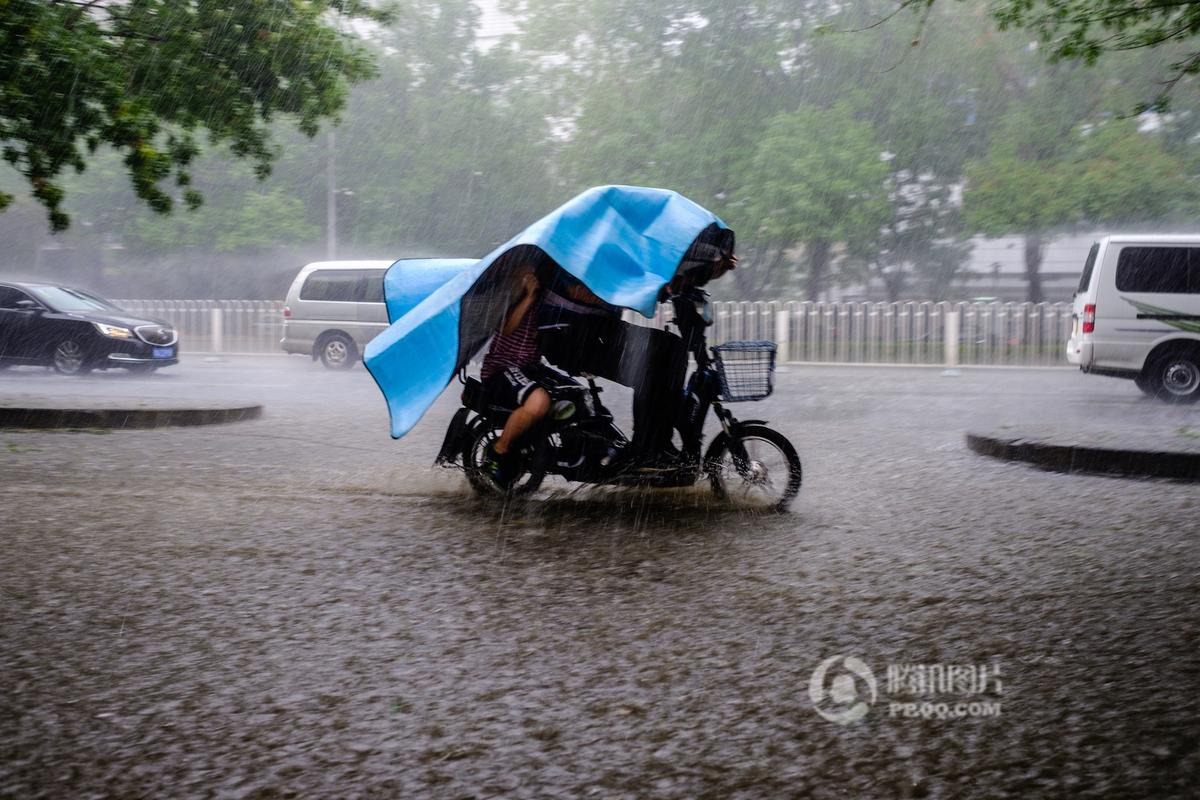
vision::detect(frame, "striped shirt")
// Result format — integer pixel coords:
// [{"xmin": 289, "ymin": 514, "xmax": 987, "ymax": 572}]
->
[{"xmin": 481, "ymin": 301, "xmax": 542, "ymax": 379}]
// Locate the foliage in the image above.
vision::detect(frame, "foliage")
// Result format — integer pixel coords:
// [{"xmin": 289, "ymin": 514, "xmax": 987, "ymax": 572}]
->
[
  {"xmin": 990, "ymin": 0, "xmax": 1200, "ymax": 112},
  {"xmin": 1074, "ymin": 120, "xmax": 1200, "ymax": 220},
  {"xmin": 325, "ymin": 12, "xmax": 557, "ymax": 254},
  {"xmin": 873, "ymin": 174, "xmax": 972, "ymax": 301},
  {"xmin": 0, "ymin": 0, "xmax": 388, "ymax": 230},
  {"xmin": 3, "ymin": 0, "xmax": 1199, "ymax": 303},
  {"xmin": 890, "ymin": 0, "xmax": 1200, "ymax": 110},
  {"xmin": 965, "ymin": 109, "xmax": 1198, "ymax": 300},
  {"xmin": 742, "ymin": 104, "xmax": 890, "ymax": 299},
  {"xmin": 808, "ymin": 1, "xmax": 1003, "ymax": 297},
  {"xmin": 517, "ymin": 0, "xmax": 797, "ymax": 205},
  {"xmin": 128, "ymin": 183, "xmax": 319, "ymax": 253}
]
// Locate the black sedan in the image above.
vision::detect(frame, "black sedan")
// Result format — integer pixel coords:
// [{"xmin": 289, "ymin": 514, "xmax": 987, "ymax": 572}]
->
[{"xmin": 0, "ymin": 281, "xmax": 179, "ymax": 375}]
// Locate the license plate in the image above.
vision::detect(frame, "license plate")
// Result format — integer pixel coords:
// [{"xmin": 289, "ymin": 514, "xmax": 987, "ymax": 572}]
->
[{"xmin": 152, "ymin": 347, "xmax": 173, "ymax": 358}]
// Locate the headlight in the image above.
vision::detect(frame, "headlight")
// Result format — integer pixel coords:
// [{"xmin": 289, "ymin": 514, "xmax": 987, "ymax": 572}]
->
[{"xmin": 94, "ymin": 322, "xmax": 134, "ymax": 339}]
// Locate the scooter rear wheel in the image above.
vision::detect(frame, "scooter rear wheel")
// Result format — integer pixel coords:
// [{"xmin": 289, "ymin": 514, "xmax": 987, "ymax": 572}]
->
[
  {"xmin": 462, "ymin": 424, "xmax": 546, "ymax": 497},
  {"xmin": 705, "ymin": 424, "xmax": 801, "ymax": 512}
]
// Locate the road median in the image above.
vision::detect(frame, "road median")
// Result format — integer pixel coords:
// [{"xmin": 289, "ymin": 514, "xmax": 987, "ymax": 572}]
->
[
  {"xmin": 967, "ymin": 425, "xmax": 1200, "ymax": 481},
  {"xmin": 0, "ymin": 398, "xmax": 261, "ymax": 430}
]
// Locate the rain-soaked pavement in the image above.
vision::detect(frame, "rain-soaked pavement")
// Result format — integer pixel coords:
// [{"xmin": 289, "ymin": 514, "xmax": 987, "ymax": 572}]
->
[{"xmin": 1, "ymin": 356, "xmax": 1197, "ymax": 798}]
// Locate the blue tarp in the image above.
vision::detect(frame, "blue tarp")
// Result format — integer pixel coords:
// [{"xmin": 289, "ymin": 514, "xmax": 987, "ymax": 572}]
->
[{"xmin": 364, "ymin": 185, "xmax": 729, "ymax": 439}]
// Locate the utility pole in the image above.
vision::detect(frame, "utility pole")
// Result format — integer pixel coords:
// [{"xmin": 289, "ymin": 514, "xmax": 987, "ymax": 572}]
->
[{"xmin": 326, "ymin": 130, "xmax": 337, "ymax": 260}]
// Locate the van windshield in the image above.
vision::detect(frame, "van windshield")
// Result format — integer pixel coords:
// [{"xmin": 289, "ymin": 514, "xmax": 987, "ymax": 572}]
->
[{"xmin": 1076, "ymin": 243, "xmax": 1099, "ymax": 295}]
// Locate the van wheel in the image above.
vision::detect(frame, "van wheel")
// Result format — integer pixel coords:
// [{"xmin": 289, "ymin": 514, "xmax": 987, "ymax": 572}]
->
[
  {"xmin": 1145, "ymin": 349, "xmax": 1200, "ymax": 404},
  {"xmin": 1134, "ymin": 373, "xmax": 1156, "ymax": 396},
  {"xmin": 318, "ymin": 333, "xmax": 357, "ymax": 370}
]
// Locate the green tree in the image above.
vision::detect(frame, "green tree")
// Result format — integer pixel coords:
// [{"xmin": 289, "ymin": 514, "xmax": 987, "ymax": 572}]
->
[
  {"xmin": 966, "ymin": 116, "xmax": 1197, "ymax": 301},
  {"xmin": 127, "ymin": 183, "xmax": 319, "ymax": 253},
  {"xmin": 888, "ymin": 0, "xmax": 1200, "ymax": 110},
  {"xmin": 21, "ymin": 0, "xmax": 556, "ymax": 260},
  {"xmin": 811, "ymin": 0, "xmax": 1009, "ymax": 299},
  {"xmin": 742, "ymin": 104, "xmax": 890, "ymax": 300},
  {"xmin": 871, "ymin": 174, "xmax": 972, "ymax": 301},
  {"xmin": 327, "ymin": 8, "xmax": 557, "ymax": 254},
  {"xmin": 0, "ymin": 0, "xmax": 389, "ymax": 231},
  {"xmin": 518, "ymin": 0, "xmax": 1001, "ymax": 298},
  {"xmin": 521, "ymin": 0, "xmax": 798, "ymax": 209}
]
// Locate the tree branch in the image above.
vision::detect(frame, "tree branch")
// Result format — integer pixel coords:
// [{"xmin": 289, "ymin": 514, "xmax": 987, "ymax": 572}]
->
[{"xmin": 831, "ymin": 1, "xmax": 925, "ymax": 35}]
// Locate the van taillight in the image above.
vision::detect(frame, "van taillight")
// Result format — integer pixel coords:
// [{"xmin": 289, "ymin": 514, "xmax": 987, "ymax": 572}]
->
[
  {"xmin": 1082, "ymin": 303, "xmax": 1095, "ymax": 334},
  {"xmin": 283, "ymin": 306, "xmax": 292, "ymax": 318}
]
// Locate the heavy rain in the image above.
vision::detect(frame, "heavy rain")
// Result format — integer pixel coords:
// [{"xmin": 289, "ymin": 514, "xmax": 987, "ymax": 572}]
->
[{"xmin": 1, "ymin": 1, "xmax": 1198, "ymax": 797}]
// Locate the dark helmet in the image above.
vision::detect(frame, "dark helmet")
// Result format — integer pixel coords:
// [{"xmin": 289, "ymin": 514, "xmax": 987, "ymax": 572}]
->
[{"xmin": 679, "ymin": 224, "xmax": 735, "ymax": 286}]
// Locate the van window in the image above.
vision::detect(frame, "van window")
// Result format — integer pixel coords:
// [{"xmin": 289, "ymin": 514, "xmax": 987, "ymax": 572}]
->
[
  {"xmin": 300, "ymin": 269, "xmax": 387, "ymax": 302},
  {"xmin": 1115, "ymin": 247, "xmax": 1199, "ymax": 294},
  {"xmin": 1077, "ymin": 243, "xmax": 1099, "ymax": 294},
  {"xmin": 301, "ymin": 270, "xmax": 362, "ymax": 301},
  {"xmin": 361, "ymin": 270, "xmax": 386, "ymax": 303}
]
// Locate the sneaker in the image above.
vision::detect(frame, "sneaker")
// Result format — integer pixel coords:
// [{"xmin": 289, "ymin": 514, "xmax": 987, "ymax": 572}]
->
[{"xmin": 482, "ymin": 441, "xmax": 519, "ymax": 490}]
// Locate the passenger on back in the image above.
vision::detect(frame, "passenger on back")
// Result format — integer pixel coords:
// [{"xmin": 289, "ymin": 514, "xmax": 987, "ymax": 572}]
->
[{"xmin": 480, "ymin": 263, "xmax": 551, "ymax": 488}]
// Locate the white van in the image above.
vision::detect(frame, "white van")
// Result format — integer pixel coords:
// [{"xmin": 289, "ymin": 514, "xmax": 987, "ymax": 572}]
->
[
  {"xmin": 1067, "ymin": 235, "xmax": 1200, "ymax": 402},
  {"xmin": 281, "ymin": 261, "xmax": 392, "ymax": 369}
]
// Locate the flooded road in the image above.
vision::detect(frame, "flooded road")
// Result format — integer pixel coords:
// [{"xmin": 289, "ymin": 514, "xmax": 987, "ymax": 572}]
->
[{"xmin": 1, "ymin": 358, "xmax": 1197, "ymax": 798}]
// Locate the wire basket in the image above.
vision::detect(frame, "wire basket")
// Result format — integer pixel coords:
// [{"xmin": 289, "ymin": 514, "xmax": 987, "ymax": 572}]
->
[{"xmin": 712, "ymin": 341, "xmax": 777, "ymax": 401}]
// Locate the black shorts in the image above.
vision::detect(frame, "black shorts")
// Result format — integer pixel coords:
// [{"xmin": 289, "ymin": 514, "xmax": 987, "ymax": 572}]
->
[{"xmin": 482, "ymin": 364, "xmax": 547, "ymax": 410}]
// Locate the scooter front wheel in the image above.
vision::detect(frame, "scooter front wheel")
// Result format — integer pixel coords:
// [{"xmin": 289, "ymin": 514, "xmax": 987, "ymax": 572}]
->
[
  {"xmin": 462, "ymin": 423, "xmax": 546, "ymax": 497},
  {"xmin": 704, "ymin": 424, "xmax": 801, "ymax": 512}
]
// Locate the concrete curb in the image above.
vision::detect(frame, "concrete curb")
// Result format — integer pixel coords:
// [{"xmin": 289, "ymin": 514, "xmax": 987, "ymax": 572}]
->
[
  {"xmin": 966, "ymin": 431, "xmax": 1200, "ymax": 481},
  {"xmin": 0, "ymin": 404, "xmax": 262, "ymax": 430}
]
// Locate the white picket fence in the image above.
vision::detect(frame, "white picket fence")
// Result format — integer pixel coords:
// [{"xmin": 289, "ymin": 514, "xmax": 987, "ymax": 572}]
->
[
  {"xmin": 116, "ymin": 299, "xmax": 1074, "ymax": 366},
  {"xmin": 115, "ymin": 299, "xmax": 285, "ymax": 355},
  {"xmin": 630, "ymin": 300, "xmax": 1075, "ymax": 366}
]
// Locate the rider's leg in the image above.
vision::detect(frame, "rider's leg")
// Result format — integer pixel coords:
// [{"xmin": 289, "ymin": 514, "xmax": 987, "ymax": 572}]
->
[
  {"xmin": 494, "ymin": 387, "xmax": 551, "ymax": 455},
  {"xmin": 608, "ymin": 324, "xmax": 687, "ymax": 455},
  {"xmin": 541, "ymin": 317, "xmax": 687, "ymax": 458}
]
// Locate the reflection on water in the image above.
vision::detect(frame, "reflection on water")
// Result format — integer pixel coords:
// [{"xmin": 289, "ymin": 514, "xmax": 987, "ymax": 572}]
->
[
  {"xmin": 424, "ymin": 479, "xmax": 790, "ymax": 526},
  {"xmin": 325, "ymin": 464, "xmax": 799, "ymax": 541}
]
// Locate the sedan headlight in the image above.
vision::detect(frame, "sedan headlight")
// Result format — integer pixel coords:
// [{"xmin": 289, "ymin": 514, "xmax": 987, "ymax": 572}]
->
[{"xmin": 94, "ymin": 322, "xmax": 134, "ymax": 339}]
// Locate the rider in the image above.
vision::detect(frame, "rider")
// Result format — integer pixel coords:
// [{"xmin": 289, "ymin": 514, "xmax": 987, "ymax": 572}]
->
[
  {"xmin": 480, "ymin": 262, "xmax": 551, "ymax": 488},
  {"xmin": 536, "ymin": 224, "xmax": 736, "ymax": 469},
  {"xmin": 535, "ymin": 270, "xmax": 683, "ymax": 468}
]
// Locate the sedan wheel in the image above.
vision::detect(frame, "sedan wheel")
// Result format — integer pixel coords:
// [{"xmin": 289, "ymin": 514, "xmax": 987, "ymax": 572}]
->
[{"xmin": 52, "ymin": 340, "xmax": 90, "ymax": 376}]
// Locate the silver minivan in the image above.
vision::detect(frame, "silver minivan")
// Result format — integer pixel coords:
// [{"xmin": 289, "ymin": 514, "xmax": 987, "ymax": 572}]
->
[{"xmin": 281, "ymin": 260, "xmax": 392, "ymax": 369}]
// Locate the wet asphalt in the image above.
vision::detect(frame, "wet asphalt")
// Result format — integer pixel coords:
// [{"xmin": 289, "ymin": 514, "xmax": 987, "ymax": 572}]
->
[{"xmin": 1, "ymin": 357, "xmax": 1197, "ymax": 798}]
